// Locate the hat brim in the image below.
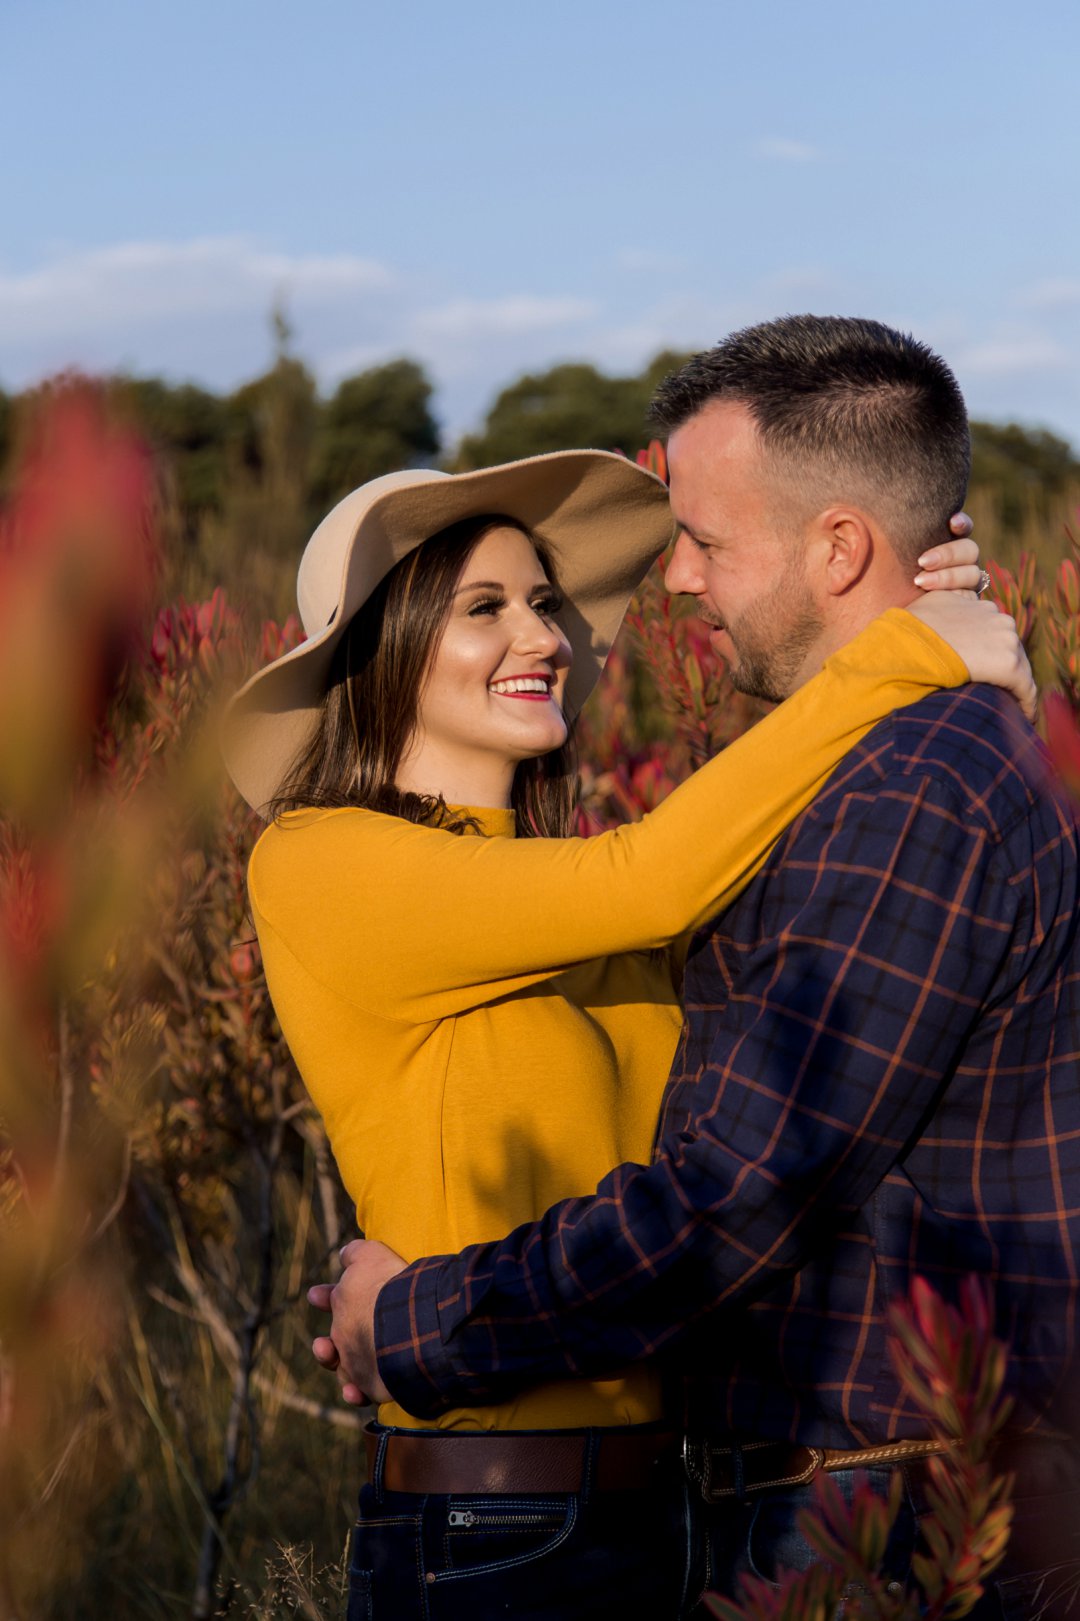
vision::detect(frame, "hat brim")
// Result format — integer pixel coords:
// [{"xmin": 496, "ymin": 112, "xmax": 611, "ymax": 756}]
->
[{"xmin": 223, "ymin": 449, "xmax": 672, "ymax": 815}]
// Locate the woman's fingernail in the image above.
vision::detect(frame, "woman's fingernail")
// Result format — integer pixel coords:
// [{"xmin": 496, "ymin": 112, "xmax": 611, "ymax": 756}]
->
[
  {"xmin": 917, "ymin": 552, "xmax": 937, "ymax": 567},
  {"xmin": 913, "ymin": 572, "xmax": 932, "ymax": 587}
]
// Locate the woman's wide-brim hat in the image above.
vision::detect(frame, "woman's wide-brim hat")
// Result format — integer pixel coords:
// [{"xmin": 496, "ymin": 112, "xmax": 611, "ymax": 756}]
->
[{"xmin": 223, "ymin": 450, "xmax": 672, "ymax": 815}]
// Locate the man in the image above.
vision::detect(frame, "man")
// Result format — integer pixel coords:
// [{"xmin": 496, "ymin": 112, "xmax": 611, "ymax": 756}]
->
[{"xmin": 314, "ymin": 316, "xmax": 1080, "ymax": 1615}]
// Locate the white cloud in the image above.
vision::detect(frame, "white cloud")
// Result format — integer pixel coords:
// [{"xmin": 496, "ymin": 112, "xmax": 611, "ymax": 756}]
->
[
  {"xmin": 0, "ymin": 236, "xmax": 396, "ymax": 344},
  {"xmin": 755, "ymin": 137, "xmax": 821, "ymax": 163},
  {"xmin": 411, "ymin": 295, "xmax": 597, "ymax": 340},
  {"xmin": 956, "ymin": 334, "xmax": 1069, "ymax": 376}
]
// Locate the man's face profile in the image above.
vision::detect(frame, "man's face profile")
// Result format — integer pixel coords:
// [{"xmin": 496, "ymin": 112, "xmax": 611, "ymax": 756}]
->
[{"xmin": 665, "ymin": 401, "xmax": 825, "ymax": 703}]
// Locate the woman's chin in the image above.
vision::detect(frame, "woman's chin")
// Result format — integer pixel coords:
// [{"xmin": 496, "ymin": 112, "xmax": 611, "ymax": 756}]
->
[{"xmin": 508, "ymin": 723, "xmax": 568, "ymax": 760}]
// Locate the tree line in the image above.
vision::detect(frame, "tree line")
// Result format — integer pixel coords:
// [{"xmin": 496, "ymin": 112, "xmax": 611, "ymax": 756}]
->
[{"xmin": 1, "ymin": 333, "xmax": 1076, "ymax": 612}]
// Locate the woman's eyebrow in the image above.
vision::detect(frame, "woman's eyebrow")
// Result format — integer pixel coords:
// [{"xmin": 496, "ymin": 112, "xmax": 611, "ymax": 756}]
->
[{"xmin": 454, "ymin": 579, "xmax": 552, "ymax": 595}]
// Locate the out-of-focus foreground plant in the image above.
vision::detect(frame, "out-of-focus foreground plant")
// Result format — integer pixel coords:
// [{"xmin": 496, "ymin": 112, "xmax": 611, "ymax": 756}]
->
[
  {"xmin": 0, "ymin": 382, "xmax": 356, "ymax": 1621},
  {"xmin": 0, "ymin": 382, "xmax": 157, "ymax": 1613},
  {"xmin": 705, "ymin": 1275, "xmax": 1015, "ymax": 1621}
]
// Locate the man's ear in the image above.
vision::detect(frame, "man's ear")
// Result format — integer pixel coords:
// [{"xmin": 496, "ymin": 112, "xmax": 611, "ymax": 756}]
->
[{"xmin": 810, "ymin": 508, "xmax": 874, "ymax": 597}]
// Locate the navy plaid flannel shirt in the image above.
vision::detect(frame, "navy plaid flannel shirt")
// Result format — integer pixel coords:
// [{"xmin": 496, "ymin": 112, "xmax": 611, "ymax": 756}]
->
[{"xmin": 376, "ymin": 687, "xmax": 1080, "ymax": 1446}]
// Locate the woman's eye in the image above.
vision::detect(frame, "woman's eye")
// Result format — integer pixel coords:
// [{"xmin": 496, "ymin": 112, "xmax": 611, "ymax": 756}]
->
[
  {"xmin": 533, "ymin": 595, "xmax": 562, "ymax": 619},
  {"xmin": 467, "ymin": 596, "xmax": 503, "ymax": 617}
]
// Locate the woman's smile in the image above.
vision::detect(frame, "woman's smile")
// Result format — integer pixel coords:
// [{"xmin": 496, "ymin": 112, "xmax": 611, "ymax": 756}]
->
[{"xmin": 488, "ymin": 674, "xmax": 558, "ymax": 700}]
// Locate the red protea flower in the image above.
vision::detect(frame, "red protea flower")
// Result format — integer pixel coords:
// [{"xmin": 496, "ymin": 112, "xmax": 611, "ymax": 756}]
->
[
  {"xmin": 985, "ymin": 558, "xmax": 1036, "ymax": 648},
  {"xmin": 635, "ymin": 438, "xmax": 669, "ymax": 485}
]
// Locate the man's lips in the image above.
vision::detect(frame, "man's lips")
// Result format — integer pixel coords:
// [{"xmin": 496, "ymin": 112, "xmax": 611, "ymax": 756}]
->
[
  {"xmin": 697, "ymin": 613, "xmax": 727, "ymax": 641},
  {"xmin": 703, "ymin": 620, "xmax": 733, "ymax": 657}
]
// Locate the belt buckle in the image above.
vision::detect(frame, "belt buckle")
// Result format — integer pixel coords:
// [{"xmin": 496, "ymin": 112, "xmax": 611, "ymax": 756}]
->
[{"xmin": 683, "ymin": 1436, "xmax": 826, "ymax": 1501}]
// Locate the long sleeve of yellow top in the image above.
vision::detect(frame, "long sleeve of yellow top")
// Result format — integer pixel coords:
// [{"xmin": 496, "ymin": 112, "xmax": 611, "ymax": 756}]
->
[{"xmin": 249, "ymin": 608, "xmax": 968, "ymax": 1432}]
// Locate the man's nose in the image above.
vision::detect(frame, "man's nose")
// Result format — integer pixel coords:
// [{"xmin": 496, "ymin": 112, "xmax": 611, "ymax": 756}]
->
[{"xmin": 665, "ymin": 531, "xmax": 705, "ymax": 596}]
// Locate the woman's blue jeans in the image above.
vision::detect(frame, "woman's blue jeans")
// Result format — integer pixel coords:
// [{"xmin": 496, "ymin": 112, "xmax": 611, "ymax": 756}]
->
[{"xmin": 346, "ymin": 1422, "xmax": 691, "ymax": 1620}]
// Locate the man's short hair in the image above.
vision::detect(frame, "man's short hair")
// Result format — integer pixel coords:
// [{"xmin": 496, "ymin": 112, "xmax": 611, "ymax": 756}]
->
[{"xmin": 649, "ymin": 315, "xmax": 971, "ymax": 565}]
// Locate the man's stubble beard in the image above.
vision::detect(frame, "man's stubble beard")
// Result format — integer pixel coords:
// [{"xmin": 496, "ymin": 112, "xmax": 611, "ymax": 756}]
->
[{"xmin": 723, "ymin": 562, "xmax": 826, "ymax": 705}]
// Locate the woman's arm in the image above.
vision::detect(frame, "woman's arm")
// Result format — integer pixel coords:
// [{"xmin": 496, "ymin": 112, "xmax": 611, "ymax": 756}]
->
[{"xmin": 248, "ymin": 604, "xmax": 1012, "ymax": 1021}]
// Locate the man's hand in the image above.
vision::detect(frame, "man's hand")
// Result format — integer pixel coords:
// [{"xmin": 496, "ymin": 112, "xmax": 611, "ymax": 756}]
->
[{"xmin": 308, "ymin": 1239, "xmax": 406, "ymax": 1406}]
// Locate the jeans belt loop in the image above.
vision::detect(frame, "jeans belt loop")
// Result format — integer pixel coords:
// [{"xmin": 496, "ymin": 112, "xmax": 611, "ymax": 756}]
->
[
  {"xmin": 372, "ymin": 1427, "xmax": 389, "ymax": 1504},
  {"xmin": 681, "ymin": 1435, "xmax": 707, "ymax": 1498},
  {"xmin": 731, "ymin": 1441, "xmax": 746, "ymax": 1504},
  {"xmin": 581, "ymin": 1428, "xmax": 598, "ymax": 1506}
]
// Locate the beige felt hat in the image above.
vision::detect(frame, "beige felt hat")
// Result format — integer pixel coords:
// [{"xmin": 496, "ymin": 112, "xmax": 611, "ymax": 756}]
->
[{"xmin": 223, "ymin": 450, "xmax": 671, "ymax": 815}]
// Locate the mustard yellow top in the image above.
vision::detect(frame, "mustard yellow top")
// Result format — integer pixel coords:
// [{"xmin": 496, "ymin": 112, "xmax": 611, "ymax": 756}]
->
[{"xmin": 249, "ymin": 610, "xmax": 966, "ymax": 1430}]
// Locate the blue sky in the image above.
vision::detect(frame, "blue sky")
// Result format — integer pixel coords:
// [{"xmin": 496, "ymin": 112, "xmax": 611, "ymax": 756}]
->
[{"xmin": 3, "ymin": 0, "xmax": 1079, "ymax": 447}]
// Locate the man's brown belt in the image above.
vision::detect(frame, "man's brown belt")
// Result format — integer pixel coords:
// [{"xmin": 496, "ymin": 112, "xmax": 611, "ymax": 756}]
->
[{"xmin": 363, "ymin": 1425, "xmax": 677, "ymax": 1495}]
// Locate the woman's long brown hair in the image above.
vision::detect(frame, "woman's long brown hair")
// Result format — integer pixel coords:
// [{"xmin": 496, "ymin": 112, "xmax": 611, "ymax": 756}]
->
[{"xmin": 267, "ymin": 515, "xmax": 579, "ymax": 838}]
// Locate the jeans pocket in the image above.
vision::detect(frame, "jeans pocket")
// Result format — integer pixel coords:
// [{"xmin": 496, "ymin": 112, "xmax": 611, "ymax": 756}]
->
[
  {"xmin": 435, "ymin": 1495, "xmax": 577, "ymax": 1582},
  {"xmin": 350, "ymin": 1493, "xmax": 424, "ymax": 1620},
  {"xmin": 744, "ymin": 1471, "xmax": 916, "ymax": 1594},
  {"xmin": 745, "ymin": 1491, "xmax": 820, "ymax": 1589}
]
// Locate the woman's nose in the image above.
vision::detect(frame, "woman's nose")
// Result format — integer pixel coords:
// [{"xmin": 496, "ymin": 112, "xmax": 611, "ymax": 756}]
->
[{"xmin": 514, "ymin": 605, "xmax": 566, "ymax": 659}]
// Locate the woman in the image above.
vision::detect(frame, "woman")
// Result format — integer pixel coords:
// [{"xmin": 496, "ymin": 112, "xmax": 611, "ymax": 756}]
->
[{"xmin": 224, "ymin": 451, "xmax": 1028, "ymax": 1621}]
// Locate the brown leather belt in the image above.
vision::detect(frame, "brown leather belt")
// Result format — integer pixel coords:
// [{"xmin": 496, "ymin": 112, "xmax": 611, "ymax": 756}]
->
[
  {"xmin": 683, "ymin": 1437, "xmax": 953, "ymax": 1502},
  {"xmin": 364, "ymin": 1424, "xmax": 677, "ymax": 1495}
]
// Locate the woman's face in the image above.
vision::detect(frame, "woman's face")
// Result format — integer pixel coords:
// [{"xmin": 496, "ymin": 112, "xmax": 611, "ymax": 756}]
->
[{"xmin": 396, "ymin": 525, "xmax": 572, "ymax": 806}]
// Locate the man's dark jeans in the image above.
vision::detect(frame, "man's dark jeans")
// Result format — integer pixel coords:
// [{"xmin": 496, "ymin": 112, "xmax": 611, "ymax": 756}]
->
[
  {"xmin": 686, "ymin": 1447, "xmax": 1080, "ymax": 1621},
  {"xmin": 346, "ymin": 1424, "xmax": 691, "ymax": 1620}
]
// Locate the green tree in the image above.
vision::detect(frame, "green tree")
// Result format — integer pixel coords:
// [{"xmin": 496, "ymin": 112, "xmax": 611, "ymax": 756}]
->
[
  {"xmin": 309, "ymin": 358, "xmax": 440, "ymax": 508},
  {"xmin": 970, "ymin": 420, "xmax": 1080, "ymax": 530},
  {"xmin": 223, "ymin": 361, "xmax": 317, "ymax": 493},
  {"xmin": 454, "ymin": 351, "xmax": 690, "ymax": 469},
  {"xmin": 199, "ymin": 316, "xmax": 320, "ymax": 618},
  {"xmin": 115, "ymin": 378, "xmax": 229, "ymax": 527}
]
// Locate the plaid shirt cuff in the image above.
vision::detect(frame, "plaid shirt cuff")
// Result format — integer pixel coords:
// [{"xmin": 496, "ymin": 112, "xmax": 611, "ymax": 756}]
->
[{"xmin": 375, "ymin": 1255, "xmax": 461, "ymax": 1419}]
